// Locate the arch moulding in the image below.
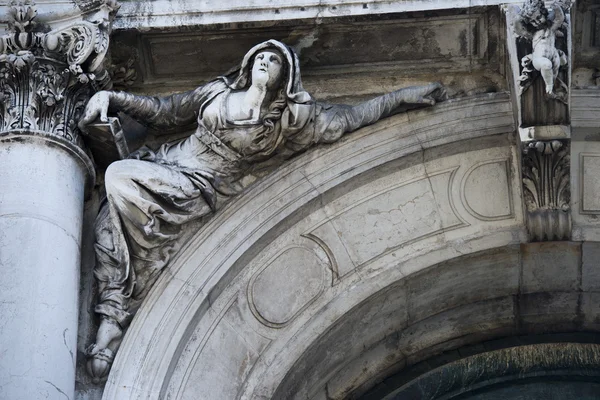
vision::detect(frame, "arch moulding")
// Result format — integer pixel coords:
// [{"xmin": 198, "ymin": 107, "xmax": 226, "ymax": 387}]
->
[{"xmin": 104, "ymin": 92, "xmax": 532, "ymax": 399}]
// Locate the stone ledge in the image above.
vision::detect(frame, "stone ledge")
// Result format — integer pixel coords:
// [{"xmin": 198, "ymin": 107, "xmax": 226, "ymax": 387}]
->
[
  {"xmin": 0, "ymin": 0, "xmax": 524, "ymax": 32},
  {"xmin": 111, "ymin": 0, "xmax": 523, "ymax": 31}
]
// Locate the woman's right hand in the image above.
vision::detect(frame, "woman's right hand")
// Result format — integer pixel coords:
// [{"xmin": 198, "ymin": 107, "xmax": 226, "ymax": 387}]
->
[{"xmin": 78, "ymin": 91, "xmax": 111, "ymax": 132}]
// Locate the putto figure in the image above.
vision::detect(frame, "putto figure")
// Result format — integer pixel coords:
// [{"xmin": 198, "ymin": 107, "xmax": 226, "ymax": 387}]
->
[
  {"xmin": 513, "ymin": 0, "xmax": 570, "ymax": 97},
  {"xmin": 79, "ymin": 39, "xmax": 445, "ymax": 381}
]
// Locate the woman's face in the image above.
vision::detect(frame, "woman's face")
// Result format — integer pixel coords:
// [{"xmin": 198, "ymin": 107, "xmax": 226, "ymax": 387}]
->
[{"xmin": 251, "ymin": 50, "xmax": 284, "ymax": 90}]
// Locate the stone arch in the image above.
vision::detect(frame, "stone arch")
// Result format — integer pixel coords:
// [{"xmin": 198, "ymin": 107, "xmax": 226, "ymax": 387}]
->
[
  {"xmin": 271, "ymin": 242, "xmax": 597, "ymax": 399},
  {"xmin": 367, "ymin": 342, "xmax": 600, "ymax": 399},
  {"xmin": 102, "ymin": 92, "xmax": 599, "ymax": 399}
]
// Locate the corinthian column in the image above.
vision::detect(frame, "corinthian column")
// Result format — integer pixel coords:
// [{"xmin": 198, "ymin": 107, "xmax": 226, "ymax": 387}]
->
[{"xmin": 0, "ymin": 2, "xmax": 116, "ymax": 399}]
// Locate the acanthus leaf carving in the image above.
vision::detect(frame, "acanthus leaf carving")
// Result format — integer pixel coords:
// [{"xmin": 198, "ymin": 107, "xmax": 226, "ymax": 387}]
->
[
  {"xmin": 522, "ymin": 139, "xmax": 571, "ymax": 241},
  {"xmin": 522, "ymin": 140, "xmax": 570, "ymax": 210},
  {"xmin": 7, "ymin": 0, "xmax": 37, "ymax": 35},
  {"xmin": 0, "ymin": 64, "xmax": 20, "ymax": 131}
]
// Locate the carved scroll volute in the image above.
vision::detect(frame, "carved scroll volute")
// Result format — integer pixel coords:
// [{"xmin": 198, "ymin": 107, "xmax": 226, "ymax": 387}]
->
[
  {"xmin": 0, "ymin": 0, "xmax": 118, "ymax": 147},
  {"xmin": 522, "ymin": 140, "xmax": 571, "ymax": 241}
]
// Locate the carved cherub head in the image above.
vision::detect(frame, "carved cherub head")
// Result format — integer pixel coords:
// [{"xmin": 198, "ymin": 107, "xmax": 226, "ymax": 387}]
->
[{"xmin": 519, "ymin": 0, "xmax": 549, "ymax": 29}]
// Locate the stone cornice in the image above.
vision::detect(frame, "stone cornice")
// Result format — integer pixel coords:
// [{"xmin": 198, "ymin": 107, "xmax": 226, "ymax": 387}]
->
[{"xmin": 30, "ymin": 0, "xmax": 525, "ymax": 31}]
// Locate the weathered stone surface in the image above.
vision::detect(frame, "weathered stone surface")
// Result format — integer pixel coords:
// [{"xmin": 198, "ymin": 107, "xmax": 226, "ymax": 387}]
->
[
  {"xmin": 382, "ymin": 343, "xmax": 600, "ymax": 399},
  {"xmin": 249, "ymin": 247, "xmax": 327, "ymax": 327},
  {"xmin": 106, "ymin": 7, "xmax": 507, "ymax": 102},
  {"xmin": 518, "ymin": 292, "xmax": 581, "ymax": 331},
  {"xmin": 310, "ymin": 170, "xmax": 460, "ymax": 267},
  {"xmin": 582, "ymin": 242, "xmax": 600, "ymax": 291},
  {"xmin": 521, "ymin": 242, "xmax": 580, "ymax": 294},
  {"xmin": 572, "ymin": 90, "xmax": 600, "ymax": 128},
  {"xmin": 178, "ymin": 301, "xmax": 270, "ymax": 400},
  {"xmin": 581, "ymin": 292, "xmax": 600, "ymax": 330},
  {"xmin": 571, "ymin": 133, "xmax": 600, "ymax": 241},
  {"xmin": 109, "ymin": 0, "xmax": 524, "ymax": 31},
  {"xmin": 462, "ymin": 160, "xmax": 512, "ymax": 220},
  {"xmin": 0, "ymin": 138, "xmax": 90, "ymax": 400},
  {"xmin": 400, "ymin": 297, "xmax": 516, "ymax": 358},
  {"xmin": 581, "ymin": 155, "xmax": 600, "ymax": 212},
  {"xmin": 406, "ymin": 248, "xmax": 520, "ymax": 324}
]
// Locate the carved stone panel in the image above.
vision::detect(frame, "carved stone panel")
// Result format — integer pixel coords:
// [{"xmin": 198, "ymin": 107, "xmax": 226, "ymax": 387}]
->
[
  {"xmin": 571, "ymin": 135, "xmax": 600, "ymax": 241},
  {"xmin": 580, "ymin": 155, "xmax": 600, "ymax": 213},
  {"xmin": 309, "ymin": 170, "xmax": 465, "ymax": 268},
  {"xmin": 137, "ymin": 13, "xmax": 490, "ymax": 84},
  {"xmin": 110, "ymin": 8, "xmax": 506, "ymax": 98},
  {"xmin": 462, "ymin": 160, "xmax": 514, "ymax": 221},
  {"xmin": 248, "ymin": 246, "xmax": 328, "ymax": 328}
]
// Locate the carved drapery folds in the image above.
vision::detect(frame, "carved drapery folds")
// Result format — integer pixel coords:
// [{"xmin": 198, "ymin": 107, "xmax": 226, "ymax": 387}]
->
[
  {"xmin": 0, "ymin": 0, "xmax": 117, "ymax": 148},
  {"xmin": 522, "ymin": 140, "xmax": 571, "ymax": 241}
]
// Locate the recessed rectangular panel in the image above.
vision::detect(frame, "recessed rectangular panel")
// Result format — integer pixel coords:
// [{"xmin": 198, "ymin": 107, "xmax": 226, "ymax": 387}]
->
[
  {"xmin": 310, "ymin": 171, "xmax": 461, "ymax": 266},
  {"xmin": 581, "ymin": 155, "xmax": 600, "ymax": 213},
  {"xmin": 139, "ymin": 13, "xmax": 489, "ymax": 83},
  {"xmin": 144, "ymin": 31, "xmax": 294, "ymax": 80},
  {"xmin": 299, "ymin": 15, "xmax": 485, "ymax": 68}
]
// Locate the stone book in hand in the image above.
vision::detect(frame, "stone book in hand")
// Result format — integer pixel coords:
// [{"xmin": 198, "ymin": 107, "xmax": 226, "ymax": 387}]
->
[{"xmin": 83, "ymin": 117, "xmax": 130, "ymax": 168}]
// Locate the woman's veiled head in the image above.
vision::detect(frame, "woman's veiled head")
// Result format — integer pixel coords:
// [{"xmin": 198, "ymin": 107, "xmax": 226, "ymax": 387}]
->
[
  {"xmin": 226, "ymin": 40, "xmax": 312, "ymax": 105},
  {"xmin": 221, "ymin": 40, "xmax": 315, "ymax": 136}
]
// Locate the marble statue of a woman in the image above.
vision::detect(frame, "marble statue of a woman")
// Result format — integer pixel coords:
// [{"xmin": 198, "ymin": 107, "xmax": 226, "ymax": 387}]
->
[{"xmin": 79, "ymin": 39, "xmax": 445, "ymax": 381}]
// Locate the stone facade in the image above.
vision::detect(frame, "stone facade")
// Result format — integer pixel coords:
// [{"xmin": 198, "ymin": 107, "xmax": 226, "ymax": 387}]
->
[{"xmin": 1, "ymin": 1, "xmax": 600, "ymax": 399}]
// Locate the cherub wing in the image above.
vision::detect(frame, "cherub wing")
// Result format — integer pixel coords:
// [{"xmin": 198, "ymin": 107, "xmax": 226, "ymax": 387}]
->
[
  {"xmin": 556, "ymin": 0, "xmax": 572, "ymax": 14},
  {"xmin": 549, "ymin": 2, "xmax": 566, "ymax": 32}
]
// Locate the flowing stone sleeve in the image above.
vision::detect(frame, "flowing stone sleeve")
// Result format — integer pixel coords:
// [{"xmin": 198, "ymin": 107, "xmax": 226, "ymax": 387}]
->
[
  {"xmin": 108, "ymin": 80, "xmax": 227, "ymax": 130},
  {"xmin": 281, "ymin": 83, "xmax": 442, "ymax": 156},
  {"xmin": 315, "ymin": 83, "xmax": 444, "ymax": 144}
]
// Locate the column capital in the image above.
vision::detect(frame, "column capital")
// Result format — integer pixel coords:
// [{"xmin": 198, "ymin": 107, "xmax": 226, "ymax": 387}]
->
[{"xmin": 0, "ymin": 0, "xmax": 118, "ymax": 154}]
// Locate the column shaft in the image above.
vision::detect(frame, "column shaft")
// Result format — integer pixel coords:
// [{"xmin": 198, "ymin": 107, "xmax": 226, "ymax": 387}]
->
[
  {"xmin": 0, "ymin": 135, "xmax": 90, "ymax": 399},
  {"xmin": 0, "ymin": 0, "xmax": 116, "ymax": 395}
]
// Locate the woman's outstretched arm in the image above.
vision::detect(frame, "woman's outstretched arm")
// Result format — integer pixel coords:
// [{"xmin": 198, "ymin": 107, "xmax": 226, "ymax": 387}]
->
[
  {"xmin": 79, "ymin": 80, "xmax": 226, "ymax": 131},
  {"xmin": 318, "ymin": 82, "xmax": 445, "ymax": 143}
]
